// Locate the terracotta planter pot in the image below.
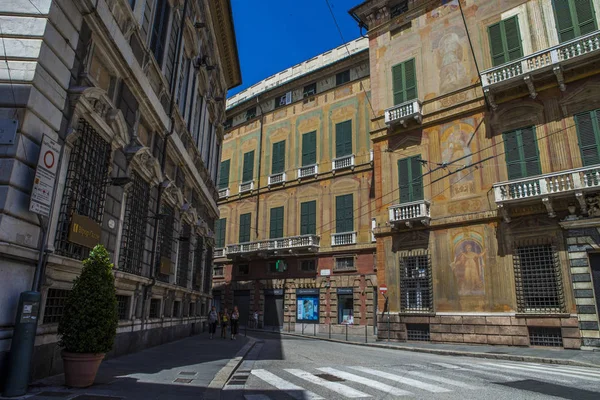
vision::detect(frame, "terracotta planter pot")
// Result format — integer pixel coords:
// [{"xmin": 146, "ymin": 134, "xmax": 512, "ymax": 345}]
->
[{"xmin": 62, "ymin": 351, "xmax": 105, "ymax": 388}]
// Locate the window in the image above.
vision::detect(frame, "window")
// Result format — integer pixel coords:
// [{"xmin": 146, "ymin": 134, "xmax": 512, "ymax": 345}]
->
[
  {"xmin": 192, "ymin": 237, "xmax": 204, "ymax": 291},
  {"xmin": 118, "ymin": 83, "xmax": 139, "ymax": 135},
  {"xmin": 301, "ymin": 260, "xmax": 316, "ymax": 272},
  {"xmin": 119, "ymin": 172, "xmax": 150, "ymax": 276},
  {"xmin": 178, "ymin": 58, "xmax": 191, "ymax": 114},
  {"xmin": 336, "ymin": 70, "xmax": 350, "ymax": 86},
  {"xmin": 270, "ymin": 206, "xmax": 284, "ymax": 238},
  {"xmin": 513, "ymin": 244, "xmax": 565, "ymax": 313},
  {"xmin": 488, "ymin": 16, "xmax": 523, "ymax": 67},
  {"xmin": 302, "ymin": 131, "xmax": 317, "ymax": 166},
  {"xmin": 399, "ymin": 254, "xmax": 433, "ymax": 312},
  {"xmin": 239, "ymin": 213, "xmax": 251, "ymax": 243},
  {"xmin": 335, "ymin": 194, "xmax": 354, "ymax": 233},
  {"xmin": 116, "ymin": 295, "xmax": 130, "ymax": 320},
  {"xmin": 203, "ymin": 246, "xmax": 213, "ymax": 293},
  {"xmin": 271, "ymin": 140, "xmax": 285, "ymax": 174},
  {"xmin": 392, "ymin": 58, "xmax": 417, "ymax": 105},
  {"xmin": 575, "ymin": 109, "xmax": 600, "ymax": 166},
  {"xmin": 173, "ymin": 301, "xmax": 181, "ymax": 318},
  {"xmin": 157, "ymin": 204, "xmax": 175, "ymax": 281},
  {"xmin": 177, "ymin": 224, "xmax": 191, "ymax": 287},
  {"xmin": 246, "ymin": 107, "xmax": 257, "ymax": 120},
  {"xmin": 553, "ymin": 0, "xmax": 597, "ymax": 43},
  {"xmin": 274, "ymin": 92, "xmax": 292, "ymax": 108},
  {"xmin": 149, "ymin": 298, "xmax": 161, "ymax": 318},
  {"xmin": 237, "ymin": 264, "xmax": 249, "ymax": 276},
  {"xmin": 218, "ymin": 160, "xmax": 230, "ymax": 189},
  {"xmin": 213, "ymin": 266, "xmax": 224, "ymax": 277},
  {"xmin": 43, "ymin": 288, "xmax": 70, "ymax": 324},
  {"xmin": 224, "ymin": 118, "xmax": 232, "ymax": 129},
  {"xmin": 503, "ymin": 127, "xmax": 541, "ymax": 180},
  {"xmin": 215, "ymin": 218, "xmax": 226, "ymax": 248},
  {"xmin": 303, "ymin": 83, "xmax": 316, "ymax": 98},
  {"xmin": 335, "ymin": 120, "xmax": 352, "ymax": 158},
  {"xmin": 149, "ymin": 0, "xmax": 170, "ymax": 65},
  {"xmin": 242, "ymin": 150, "xmax": 255, "ymax": 182},
  {"xmin": 55, "ymin": 119, "xmax": 111, "ymax": 260},
  {"xmin": 334, "ymin": 257, "xmax": 355, "ymax": 271},
  {"xmin": 300, "ymin": 200, "xmax": 316, "ymax": 235},
  {"xmin": 165, "ymin": 7, "xmax": 180, "ymax": 89},
  {"xmin": 338, "ymin": 290, "xmax": 354, "ymax": 324},
  {"xmin": 398, "ymin": 156, "xmax": 424, "ymax": 203}
]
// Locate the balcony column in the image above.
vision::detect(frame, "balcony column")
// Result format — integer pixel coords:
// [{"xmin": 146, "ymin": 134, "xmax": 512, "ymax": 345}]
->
[
  {"xmin": 542, "ymin": 197, "xmax": 556, "ymax": 218},
  {"xmin": 576, "ymin": 191, "xmax": 588, "ymax": 214},
  {"xmin": 484, "ymin": 88, "xmax": 497, "ymax": 110},
  {"xmin": 498, "ymin": 203, "xmax": 511, "ymax": 223},
  {"xmin": 553, "ymin": 66, "xmax": 566, "ymax": 91},
  {"xmin": 523, "ymin": 76, "xmax": 537, "ymax": 99}
]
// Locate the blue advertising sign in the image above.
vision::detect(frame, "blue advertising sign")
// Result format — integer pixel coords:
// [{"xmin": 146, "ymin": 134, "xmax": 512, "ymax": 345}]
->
[{"xmin": 296, "ymin": 295, "xmax": 319, "ymax": 322}]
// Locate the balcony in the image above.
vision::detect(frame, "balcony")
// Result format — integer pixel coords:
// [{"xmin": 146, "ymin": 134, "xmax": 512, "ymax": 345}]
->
[
  {"xmin": 214, "ymin": 248, "xmax": 226, "ymax": 258},
  {"xmin": 298, "ymin": 164, "xmax": 318, "ymax": 179},
  {"xmin": 331, "ymin": 231, "xmax": 357, "ymax": 246},
  {"xmin": 218, "ymin": 187, "xmax": 230, "ymax": 199},
  {"xmin": 332, "ymin": 155, "xmax": 355, "ymax": 172},
  {"xmin": 493, "ymin": 165, "xmax": 600, "ymax": 222},
  {"xmin": 268, "ymin": 172, "xmax": 286, "ymax": 187},
  {"xmin": 481, "ymin": 30, "xmax": 600, "ymax": 108},
  {"xmin": 239, "ymin": 180, "xmax": 254, "ymax": 194},
  {"xmin": 389, "ymin": 200, "xmax": 431, "ymax": 227},
  {"xmin": 226, "ymin": 234, "xmax": 320, "ymax": 258},
  {"xmin": 384, "ymin": 99, "xmax": 423, "ymax": 127}
]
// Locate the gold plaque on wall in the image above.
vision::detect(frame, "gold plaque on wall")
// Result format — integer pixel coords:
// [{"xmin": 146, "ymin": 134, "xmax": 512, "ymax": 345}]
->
[{"xmin": 68, "ymin": 214, "xmax": 101, "ymax": 248}]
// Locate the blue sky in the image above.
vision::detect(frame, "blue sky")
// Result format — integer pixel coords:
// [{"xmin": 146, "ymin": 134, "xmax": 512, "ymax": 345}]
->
[{"xmin": 228, "ymin": 0, "xmax": 362, "ymax": 96}]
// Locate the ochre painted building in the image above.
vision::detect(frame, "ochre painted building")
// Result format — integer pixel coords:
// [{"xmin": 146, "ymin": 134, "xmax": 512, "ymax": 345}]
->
[
  {"xmin": 213, "ymin": 39, "xmax": 379, "ymax": 333},
  {"xmin": 351, "ymin": 0, "xmax": 600, "ymax": 348}
]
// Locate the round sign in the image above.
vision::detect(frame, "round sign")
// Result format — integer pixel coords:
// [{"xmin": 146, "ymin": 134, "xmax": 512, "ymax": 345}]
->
[
  {"xmin": 379, "ymin": 285, "xmax": 388, "ymax": 295},
  {"xmin": 43, "ymin": 150, "xmax": 55, "ymax": 169}
]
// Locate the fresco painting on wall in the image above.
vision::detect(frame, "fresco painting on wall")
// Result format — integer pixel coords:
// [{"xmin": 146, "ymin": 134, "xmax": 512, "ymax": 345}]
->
[
  {"xmin": 431, "ymin": 23, "xmax": 470, "ymax": 95},
  {"xmin": 441, "ymin": 119, "xmax": 476, "ymax": 198},
  {"xmin": 450, "ymin": 231, "xmax": 486, "ymax": 296}
]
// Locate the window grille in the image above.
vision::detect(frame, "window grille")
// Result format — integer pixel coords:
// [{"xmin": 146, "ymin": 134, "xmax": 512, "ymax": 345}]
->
[
  {"xmin": 203, "ymin": 246, "xmax": 213, "ymax": 293},
  {"xmin": 119, "ymin": 172, "xmax": 150, "ymax": 276},
  {"xmin": 43, "ymin": 289, "xmax": 70, "ymax": 324},
  {"xmin": 406, "ymin": 324, "xmax": 430, "ymax": 341},
  {"xmin": 528, "ymin": 327, "xmax": 563, "ymax": 347},
  {"xmin": 149, "ymin": 298, "xmax": 161, "ymax": 318},
  {"xmin": 116, "ymin": 295, "xmax": 130, "ymax": 320},
  {"xmin": 173, "ymin": 301, "xmax": 181, "ymax": 318},
  {"xmin": 157, "ymin": 204, "xmax": 175, "ymax": 282},
  {"xmin": 399, "ymin": 254, "xmax": 433, "ymax": 312},
  {"xmin": 177, "ymin": 224, "xmax": 191, "ymax": 287},
  {"xmin": 301, "ymin": 260, "xmax": 316, "ymax": 272},
  {"xmin": 334, "ymin": 257, "xmax": 355, "ymax": 271},
  {"xmin": 55, "ymin": 119, "xmax": 111, "ymax": 260},
  {"xmin": 513, "ymin": 244, "xmax": 565, "ymax": 313}
]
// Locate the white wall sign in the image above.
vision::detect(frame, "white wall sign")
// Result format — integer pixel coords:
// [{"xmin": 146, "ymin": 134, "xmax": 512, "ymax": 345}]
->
[
  {"xmin": 320, "ymin": 269, "xmax": 331, "ymax": 276},
  {"xmin": 29, "ymin": 134, "xmax": 60, "ymax": 217}
]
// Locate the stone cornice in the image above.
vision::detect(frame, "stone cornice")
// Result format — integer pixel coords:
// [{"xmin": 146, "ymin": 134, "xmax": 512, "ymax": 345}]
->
[{"xmin": 209, "ymin": 0, "xmax": 242, "ymax": 89}]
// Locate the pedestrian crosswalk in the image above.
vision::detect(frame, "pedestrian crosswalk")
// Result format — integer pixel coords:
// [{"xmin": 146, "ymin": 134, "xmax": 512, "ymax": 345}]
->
[{"xmin": 239, "ymin": 360, "xmax": 600, "ymax": 399}]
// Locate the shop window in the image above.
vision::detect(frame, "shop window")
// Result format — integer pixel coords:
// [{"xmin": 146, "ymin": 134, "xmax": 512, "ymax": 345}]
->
[
  {"xmin": 149, "ymin": 298, "xmax": 161, "ymax": 318},
  {"xmin": 337, "ymin": 288, "xmax": 354, "ymax": 324},
  {"xmin": 334, "ymin": 256, "xmax": 355, "ymax": 271},
  {"xmin": 43, "ymin": 288, "xmax": 70, "ymax": 324},
  {"xmin": 176, "ymin": 224, "xmax": 191, "ymax": 287},
  {"xmin": 296, "ymin": 289, "xmax": 319, "ymax": 322},
  {"xmin": 116, "ymin": 295, "xmax": 130, "ymax": 320},
  {"xmin": 301, "ymin": 259, "xmax": 316, "ymax": 272},
  {"xmin": 399, "ymin": 253, "xmax": 432, "ymax": 312},
  {"xmin": 119, "ymin": 172, "xmax": 150, "ymax": 276},
  {"xmin": 513, "ymin": 244, "xmax": 565, "ymax": 313}
]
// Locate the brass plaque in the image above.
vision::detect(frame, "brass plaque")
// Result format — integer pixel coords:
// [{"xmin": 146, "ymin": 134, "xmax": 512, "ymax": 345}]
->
[
  {"xmin": 160, "ymin": 256, "xmax": 173, "ymax": 275},
  {"xmin": 68, "ymin": 214, "xmax": 101, "ymax": 248}
]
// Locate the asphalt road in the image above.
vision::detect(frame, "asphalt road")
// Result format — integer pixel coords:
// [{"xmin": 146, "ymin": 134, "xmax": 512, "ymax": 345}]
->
[{"xmin": 222, "ymin": 332, "xmax": 600, "ymax": 400}]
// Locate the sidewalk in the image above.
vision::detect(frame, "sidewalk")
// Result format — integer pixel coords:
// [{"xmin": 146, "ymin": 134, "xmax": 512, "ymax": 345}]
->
[
  {"xmin": 4, "ymin": 332, "xmax": 252, "ymax": 400},
  {"xmin": 250, "ymin": 328, "xmax": 600, "ymax": 368}
]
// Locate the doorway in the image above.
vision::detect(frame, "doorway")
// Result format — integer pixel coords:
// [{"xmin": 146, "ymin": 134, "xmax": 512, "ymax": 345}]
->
[
  {"xmin": 233, "ymin": 290, "xmax": 250, "ymax": 327},
  {"xmin": 264, "ymin": 289, "xmax": 284, "ymax": 328}
]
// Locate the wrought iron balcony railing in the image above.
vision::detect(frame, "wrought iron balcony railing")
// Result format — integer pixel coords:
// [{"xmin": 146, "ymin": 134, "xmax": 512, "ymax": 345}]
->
[
  {"xmin": 332, "ymin": 155, "xmax": 355, "ymax": 171},
  {"xmin": 298, "ymin": 164, "xmax": 318, "ymax": 179},
  {"xmin": 225, "ymin": 234, "xmax": 320, "ymax": 257},
  {"xmin": 239, "ymin": 180, "xmax": 254, "ymax": 194},
  {"xmin": 331, "ymin": 231, "xmax": 357, "ymax": 246},
  {"xmin": 388, "ymin": 200, "xmax": 431, "ymax": 227},
  {"xmin": 218, "ymin": 187, "xmax": 229, "ymax": 199},
  {"xmin": 384, "ymin": 99, "xmax": 423, "ymax": 127},
  {"xmin": 268, "ymin": 172, "xmax": 286, "ymax": 186}
]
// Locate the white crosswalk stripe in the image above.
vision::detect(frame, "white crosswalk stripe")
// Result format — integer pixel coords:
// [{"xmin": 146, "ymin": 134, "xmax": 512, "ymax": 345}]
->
[
  {"xmin": 404, "ymin": 370, "xmax": 479, "ymax": 389},
  {"xmin": 453, "ymin": 362, "xmax": 573, "ymax": 383},
  {"xmin": 482, "ymin": 362, "xmax": 600, "ymax": 382},
  {"xmin": 511, "ymin": 362, "xmax": 600, "ymax": 378},
  {"xmin": 251, "ymin": 369, "xmax": 324, "ymax": 400},
  {"xmin": 317, "ymin": 367, "xmax": 413, "ymax": 396},
  {"xmin": 349, "ymin": 366, "xmax": 452, "ymax": 393},
  {"xmin": 285, "ymin": 368, "xmax": 371, "ymax": 398}
]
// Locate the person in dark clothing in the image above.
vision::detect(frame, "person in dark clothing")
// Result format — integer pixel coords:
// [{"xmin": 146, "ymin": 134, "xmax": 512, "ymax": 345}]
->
[
  {"xmin": 208, "ymin": 306, "xmax": 218, "ymax": 339},
  {"xmin": 220, "ymin": 307, "xmax": 229, "ymax": 339},
  {"xmin": 230, "ymin": 306, "xmax": 240, "ymax": 340}
]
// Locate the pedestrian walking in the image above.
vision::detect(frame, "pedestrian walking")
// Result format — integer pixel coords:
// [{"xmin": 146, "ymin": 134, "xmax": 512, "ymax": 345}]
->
[
  {"xmin": 252, "ymin": 310, "xmax": 259, "ymax": 329},
  {"xmin": 231, "ymin": 306, "xmax": 240, "ymax": 340},
  {"xmin": 208, "ymin": 306, "xmax": 218, "ymax": 339},
  {"xmin": 220, "ymin": 307, "xmax": 229, "ymax": 339}
]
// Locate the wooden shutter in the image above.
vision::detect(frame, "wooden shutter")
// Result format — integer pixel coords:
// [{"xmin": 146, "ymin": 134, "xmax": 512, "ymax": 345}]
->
[
  {"xmin": 392, "ymin": 63, "xmax": 404, "ymax": 105},
  {"xmin": 503, "ymin": 127, "xmax": 541, "ymax": 180},
  {"xmin": 269, "ymin": 207, "xmax": 284, "ymax": 238},
  {"xmin": 239, "ymin": 213, "xmax": 251, "ymax": 243},
  {"xmin": 554, "ymin": 0, "xmax": 576, "ymax": 42},
  {"xmin": 271, "ymin": 141, "xmax": 285, "ymax": 174},
  {"xmin": 575, "ymin": 0, "xmax": 597, "ymax": 36},
  {"xmin": 503, "ymin": 130, "xmax": 523, "ymax": 180},
  {"xmin": 520, "ymin": 127, "xmax": 542, "ymax": 177},
  {"xmin": 218, "ymin": 160, "xmax": 230, "ymax": 189},
  {"xmin": 302, "ymin": 131, "xmax": 317, "ymax": 166},
  {"xmin": 398, "ymin": 158, "xmax": 410, "ymax": 203},
  {"xmin": 392, "ymin": 59, "xmax": 417, "ymax": 105},
  {"xmin": 301, "ymin": 201, "xmax": 316, "ymax": 235},
  {"xmin": 575, "ymin": 110, "xmax": 600, "ymax": 166},
  {"xmin": 488, "ymin": 17, "xmax": 523, "ymax": 66},
  {"xmin": 242, "ymin": 150, "xmax": 254, "ymax": 182},
  {"xmin": 488, "ymin": 22, "xmax": 506, "ymax": 66},
  {"xmin": 335, "ymin": 120, "xmax": 352, "ymax": 158},
  {"xmin": 410, "ymin": 156, "xmax": 424, "ymax": 201},
  {"xmin": 215, "ymin": 218, "xmax": 226, "ymax": 248},
  {"xmin": 335, "ymin": 194, "xmax": 353, "ymax": 233}
]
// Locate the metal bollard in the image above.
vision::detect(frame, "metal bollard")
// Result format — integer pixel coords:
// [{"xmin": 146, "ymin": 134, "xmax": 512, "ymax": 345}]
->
[
  {"xmin": 314, "ymin": 323, "xmax": 316, "ymax": 336},
  {"xmin": 245, "ymin": 324, "xmax": 247, "ymax": 337},
  {"xmin": 365, "ymin": 324, "xmax": 368, "ymax": 343},
  {"xmin": 345, "ymin": 324, "xmax": 348, "ymax": 341},
  {"xmin": 302, "ymin": 323, "xmax": 304, "ymax": 335},
  {"xmin": 329, "ymin": 323, "xmax": 331, "ymax": 339}
]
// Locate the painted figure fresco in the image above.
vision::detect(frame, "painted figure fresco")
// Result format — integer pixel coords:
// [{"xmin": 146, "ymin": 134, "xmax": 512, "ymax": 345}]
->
[
  {"xmin": 441, "ymin": 121, "xmax": 476, "ymax": 198},
  {"xmin": 451, "ymin": 239, "xmax": 485, "ymax": 296}
]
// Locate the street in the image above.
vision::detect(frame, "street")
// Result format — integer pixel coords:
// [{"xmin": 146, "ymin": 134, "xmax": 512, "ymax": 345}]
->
[{"xmin": 223, "ymin": 333, "xmax": 600, "ymax": 400}]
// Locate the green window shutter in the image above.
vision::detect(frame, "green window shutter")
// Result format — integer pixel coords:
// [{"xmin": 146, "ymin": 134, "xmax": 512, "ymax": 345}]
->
[
  {"xmin": 398, "ymin": 158, "xmax": 410, "ymax": 204},
  {"xmin": 398, "ymin": 156, "xmax": 424, "ymax": 203},
  {"xmin": 488, "ymin": 17, "xmax": 523, "ymax": 67},
  {"xmin": 488, "ymin": 22, "xmax": 506, "ymax": 67},
  {"xmin": 554, "ymin": 0, "xmax": 596, "ymax": 42},
  {"xmin": 575, "ymin": 110, "xmax": 600, "ymax": 166},
  {"xmin": 520, "ymin": 127, "xmax": 542, "ymax": 177},
  {"xmin": 269, "ymin": 207, "xmax": 284, "ymax": 238},
  {"xmin": 410, "ymin": 156, "xmax": 424, "ymax": 201},
  {"xmin": 215, "ymin": 218, "xmax": 226, "ymax": 248},
  {"xmin": 503, "ymin": 127, "xmax": 541, "ymax": 180},
  {"xmin": 392, "ymin": 59, "xmax": 417, "ymax": 105},
  {"xmin": 503, "ymin": 130, "xmax": 523, "ymax": 180},
  {"xmin": 242, "ymin": 150, "xmax": 254, "ymax": 182},
  {"xmin": 574, "ymin": 0, "xmax": 597, "ymax": 36},
  {"xmin": 335, "ymin": 120, "xmax": 352, "ymax": 158},
  {"xmin": 218, "ymin": 160, "xmax": 230, "ymax": 189},
  {"xmin": 272, "ymin": 141, "xmax": 285, "ymax": 174},
  {"xmin": 392, "ymin": 63, "xmax": 404, "ymax": 105},
  {"xmin": 300, "ymin": 200, "xmax": 316, "ymax": 235},
  {"xmin": 239, "ymin": 213, "xmax": 251, "ymax": 243},
  {"xmin": 302, "ymin": 131, "xmax": 317, "ymax": 166},
  {"xmin": 554, "ymin": 0, "xmax": 576, "ymax": 42},
  {"xmin": 335, "ymin": 194, "xmax": 354, "ymax": 233}
]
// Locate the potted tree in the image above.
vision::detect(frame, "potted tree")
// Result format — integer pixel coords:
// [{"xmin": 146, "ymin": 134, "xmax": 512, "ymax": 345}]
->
[{"xmin": 58, "ymin": 245, "xmax": 118, "ymax": 387}]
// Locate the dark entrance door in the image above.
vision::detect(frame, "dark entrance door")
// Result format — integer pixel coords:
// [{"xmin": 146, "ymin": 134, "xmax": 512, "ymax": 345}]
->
[
  {"xmin": 590, "ymin": 254, "xmax": 600, "ymax": 317},
  {"xmin": 233, "ymin": 290, "xmax": 250, "ymax": 327},
  {"xmin": 264, "ymin": 289, "xmax": 284, "ymax": 328}
]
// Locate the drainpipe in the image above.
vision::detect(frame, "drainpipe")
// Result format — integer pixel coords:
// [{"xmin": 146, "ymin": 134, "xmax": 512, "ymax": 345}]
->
[{"xmin": 254, "ymin": 97, "xmax": 265, "ymax": 239}]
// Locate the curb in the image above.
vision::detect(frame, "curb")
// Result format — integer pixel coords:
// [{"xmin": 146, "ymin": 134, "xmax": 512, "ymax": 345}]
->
[
  {"xmin": 259, "ymin": 330, "xmax": 600, "ymax": 369},
  {"xmin": 205, "ymin": 336, "xmax": 257, "ymax": 400}
]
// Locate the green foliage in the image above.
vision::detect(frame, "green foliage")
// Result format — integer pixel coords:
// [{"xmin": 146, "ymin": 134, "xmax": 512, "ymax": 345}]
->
[{"xmin": 58, "ymin": 245, "xmax": 118, "ymax": 354}]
